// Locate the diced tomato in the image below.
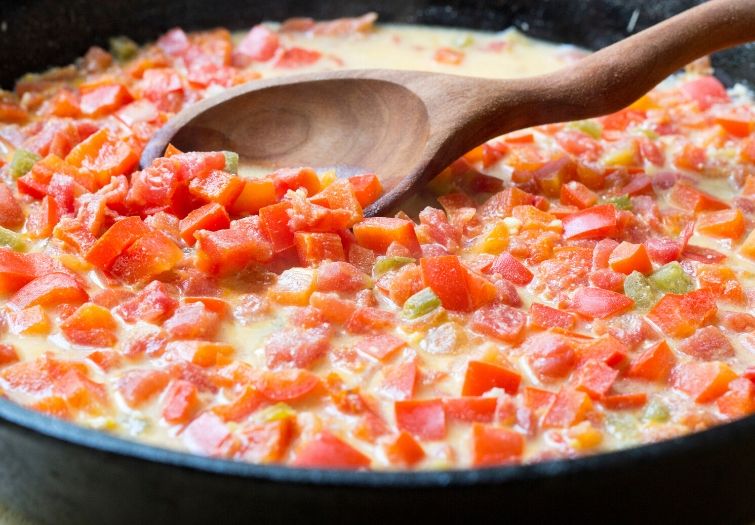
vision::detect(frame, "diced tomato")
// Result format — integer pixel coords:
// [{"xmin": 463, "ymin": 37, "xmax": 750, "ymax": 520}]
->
[
  {"xmin": 188, "ymin": 169, "xmax": 244, "ymax": 207},
  {"xmin": 257, "ymin": 368, "xmax": 322, "ymax": 401},
  {"xmin": 0, "ymin": 344, "xmax": 19, "ymax": 366},
  {"xmin": 716, "ymin": 378, "xmax": 755, "ymax": 418},
  {"xmin": 669, "ymin": 182, "xmax": 729, "ymax": 213},
  {"xmin": 572, "ymin": 360, "xmax": 619, "ymax": 399},
  {"xmin": 718, "ymin": 310, "xmax": 755, "ymax": 332},
  {"xmin": 697, "ymin": 265, "xmax": 746, "ymax": 305},
  {"xmin": 562, "ymin": 204, "xmax": 617, "ymax": 240},
  {"xmin": 443, "ymin": 397, "xmax": 497, "ymax": 423},
  {"xmin": 309, "ymin": 292, "xmax": 357, "ymax": 324},
  {"xmin": 213, "ymin": 385, "xmax": 267, "ymax": 422},
  {"xmin": 395, "ymin": 399, "xmax": 446, "ymax": 440},
  {"xmin": 274, "ymin": 47, "xmax": 322, "ymax": 68},
  {"xmin": 470, "ymin": 423, "xmax": 524, "ymax": 467},
  {"xmin": 0, "ymin": 249, "xmax": 44, "ymax": 294},
  {"xmin": 268, "ymin": 268, "xmax": 317, "ymax": 306},
  {"xmin": 647, "ymin": 289, "xmax": 717, "ymax": 338},
  {"xmin": 673, "ymin": 361, "xmax": 737, "ymax": 403},
  {"xmin": 195, "ymin": 219, "xmax": 273, "ymax": 274},
  {"xmin": 115, "ymin": 281, "xmax": 178, "ymax": 324},
  {"xmin": 7, "ymin": 306, "xmax": 50, "ymax": 336},
  {"xmin": 65, "ymin": 128, "xmax": 138, "ymax": 186},
  {"xmin": 346, "ymin": 307, "xmax": 395, "ymax": 333},
  {"xmin": 529, "ymin": 303, "xmax": 576, "ymax": 330},
  {"xmin": 526, "ymin": 332, "xmax": 576, "ymax": 380},
  {"xmin": 608, "ymin": 242, "xmax": 652, "ymax": 274},
  {"xmin": 560, "ymin": 181, "xmax": 597, "ymax": 209},
  {"xmin": 182, "ymin": 412, "xmax": 238, "ymax": 457},
  {"xmin": 541, "ymin": 388, "xmax": 593, "ymax": 428},
  {"xmin": 230, "ymin": 179, "xmax": 278, "ymax": 216},
  {"xmin": 680, "ymin": 76, "xmax": 728, "ymax": 110},
  {"xmin": 487, "ymin": 252, "xmax": 533, "ymax": 285},
  {"xmin": 259, "ymin": 201, "xmax": 295, "ymax": 252},
  {"xmin": 117, "ymin": 369, "xmax": 171, "ymax": 408},
  {"xmin": 348, "ymin": 174, "xmax": 382, "ymax": 208},
  {"xmin": 354, "ymin": 334, "xmax": 406, "ymax": 361},
  {"xmin": 696, "ymin": 209, "xmax": 745, "ymax": 239},
  {"xmin": 163, "ymin": 302, "xmax": 221, "ymax": 340},
  {"xmin": 602, "ymin": 392, "xmax": 647, "ymax": 410},
  {"xmin": 627, "ymin": 340, "xmax": 676, "ymax": 382},
  {"xmin": 179, "ymin": 202, "xmax": 231, "ymax": 245},
  {"xmin": 233, "ymin": 24, "xmax": 280, "ymax": 65},
  {"xmin": 353, "ymin": 217, "xmax": 419, "ymax": 254},
  {"xmin": 264, "ymin": 325, "xmax": 330, "ymax": 369},
  {"xmin": 294, "ymin": 232, "xmax": 345, "ymax": 266},
  {"xmin": 293, "ymin": 431, "xmax": 370, "ymax": 469},
  {"xmin": 462, "ymin": 360, "xmax": 521, "ymax": 396},
  {"xmin": 85, "ymin": 216, "xmax": 151, "ymax": 269},
  {"xmin": 10, "ymin": 273, "xmax": 87, "ymax": 310},
  {"xmin": 110, "ymin": 231, "xmax": 183, "ymax": 284},
  {"xmin": 79, "ymin": 82, "xmax": 133, "ymax": 117},
  {"xmin": 163, "ymin": 379, "xmax": 201, "ymax": 424},
  {"xmin": 678, "ymin": 326, "xmax": 734, "ymax": 361},
  {"xmin": 471, "ymin": 304, "xmax": 527, "ymax": 344},
  {"xmin": 0, "ymin": 182, "xmax": 24, "ymax": 230},
  {"xmin": 569, "ymin": 287, "xmax": 633, "ymax": 319},
  {"xmin": 385, "ymin": 431, "xmax": 425, "ymax": 467},
  {"xmin": 60, "ymin": 303, "xmax": 118, "ymax": 347},
  {"xmin": 741, "ymin": 230, "xmax": 755, "ymax": 260}
]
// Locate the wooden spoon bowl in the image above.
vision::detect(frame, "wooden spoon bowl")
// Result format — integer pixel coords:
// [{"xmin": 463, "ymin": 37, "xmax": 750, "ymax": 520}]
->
[{"xmin": 142, "ymin": 0, "xmax": 755, "ymax": 216}]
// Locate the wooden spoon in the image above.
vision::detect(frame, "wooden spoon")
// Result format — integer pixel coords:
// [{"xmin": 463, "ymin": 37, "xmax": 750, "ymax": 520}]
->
[{"xmin": 142, "ymin": 0, "xmax": 755, "ymax": 216}]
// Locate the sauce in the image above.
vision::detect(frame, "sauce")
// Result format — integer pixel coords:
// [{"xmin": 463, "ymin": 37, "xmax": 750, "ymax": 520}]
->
[{"xmin": 0, "ymin": 15, "xmax": 752, "ymax": 472}]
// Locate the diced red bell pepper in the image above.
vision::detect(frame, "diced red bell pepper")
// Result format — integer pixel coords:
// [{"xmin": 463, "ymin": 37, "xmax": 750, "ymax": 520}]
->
[
  {"xmin": 572, "ymin": 359, "xmax": 619, "ymax": 399},
  {"xmin": 529, "ymin": 303, "xmax": 577, "ymax": 330},
  {"xmin": 271, "ymin": 167, "xmax": 321, "ymax": 197},
  {"xmin": 420, "ymin": 255, "xmax": 471, "ymax": 311},
  {"xmin": 188, "ymin": 169, "xmax": 244, "ymax": 207},
  {"xmin": 627, "ymin": 340, "xmax": 676, "ymax": 382},
  {"xmin": 395, "ymin": 399, "xmax": 446, "ymax": 440},
  {"xmin": 562, "ymin": 204, "xmax": 617, "ymax": 240},
  {"xmin": 195, "ymin": 218, "xmax": 273, "ymax": 274},
  {"xmin": 541, "ymin": 388, "xmax": 593, "ymax": 428},
  {"xmin": 348, "ymin": 174, "xmax": 382, "ymax": 208},
  {"xmin": 179, "ymin": 202, "xmax": 231, "ymax": 245},
  {"xmin": 294, "ymin": 232, "xmax": 345, "ymax": 266},
  {"xmin": 696, "ymin": 209, "xmax": 745, "ymax": 239},
  {"xmin": 230, "ymin": 179, "xmax": 278, "ymax": 216},
  {"xmin": 212, "ymin": 385, "xmax": 267, "ymax": 422},
  {"xmin": 353, "ymin": 217, "xmax": 419, "ymax": 254},
  {"xmin": 257, "ymin": 368, "xmax": 323, "ymax": 401},
  {"xmin": 10, "ymin": 272, "xmax": 87, "ymax": 310},
  {"xmin": 442, "ymin": 397, "xmax": 497, "ymax": 423},
  {"xmin": 293, "ymin": 431, "xmax": 370, "ymax": 469},
  {"xmin": 385, "ymin": 431, "xmax": 425, "ymax": 467},
  {"xmin": 471, "ymin": 423, "xmax": 524, "ymax": 467},
  {"xmin": 65, "ymin": 128, "xmax": 138, "ymax": 186},
  {"xmin": 462, "ymin": 360, "xmax": 521, "ymax": 396},
  {"xmin": 560, "ymin": 180, "xmax": 597, "ymax": 209},
  {"xmin": 608, "ymin": 242, "xmax": 652, "ymax": 274},
  {"xmin": 486, "ymin": 252, "xmax": 533, "ymax": 285},
  {"xmin": 259, "ymin": 201, "xmax": 295, "ymax": 252},
  {"xmin": 647, "ymin": 289, "xmax": 717, "ymax": 338},
  {"xmin": 569, "ymin": 287, "xmax": 634, "ymax": 319}
]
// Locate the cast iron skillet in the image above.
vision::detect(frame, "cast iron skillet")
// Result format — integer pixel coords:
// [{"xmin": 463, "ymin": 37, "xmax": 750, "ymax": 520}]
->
[{"xmin": 1, "ymin": 1, "xmax": 754, "ymax": 523}]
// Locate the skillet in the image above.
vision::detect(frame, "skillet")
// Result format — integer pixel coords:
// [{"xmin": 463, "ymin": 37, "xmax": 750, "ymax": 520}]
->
[{"xmin": 1, "ymin": 0, "xmax": 754, "ymax": 523}]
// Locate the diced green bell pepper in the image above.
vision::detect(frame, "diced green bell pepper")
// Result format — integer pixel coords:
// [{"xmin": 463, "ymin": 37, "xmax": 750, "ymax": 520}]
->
[
  {"xmin": 109, "ymin": 36, "xmax": 139, "ymax": 62},
  {"xmin": 223, "ymin": 151, "xmax": 239, "ymax": 174},
  {"xmin": 607, "ymin": 194, "xmax": 632, "ymax": 210},
  {"xmin": 649, "ymin": 262, "xmax": 693, "ymax": 294},
  {"xmin": 643, "ymin": 399, "xmax": 670, "ymax": 422},
  {"xmin": 0, "ymin": 226, "xmax": 26, "ymax": 251},
  {"xmin": 402, "ymin": 287, "xmax": 441, "ymax": 319},
  {"xmin": 624, "ymin": 271, "xmax": 657, "ymax": 310},
  {"xmin": 567, "ymin": 119, "xmax": 603, "ymax": 139},
  {"xmin": 372, "ymin": 256, "xmax": 415, "ymax": 278},
  {"xmin": 9, "ymin": 149, "xmax": 40, "ymax": 179}
]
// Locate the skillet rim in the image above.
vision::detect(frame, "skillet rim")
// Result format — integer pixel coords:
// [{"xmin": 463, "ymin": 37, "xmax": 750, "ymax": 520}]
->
[{"xmin": 2, "ymin": 394, "xmax": 755, "ymax": 486}]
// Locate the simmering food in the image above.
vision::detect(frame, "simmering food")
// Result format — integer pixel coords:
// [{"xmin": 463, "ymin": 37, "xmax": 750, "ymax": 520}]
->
[{"xmin": 0, "ymin": 15, "xmax": 752, "ymax": 470}]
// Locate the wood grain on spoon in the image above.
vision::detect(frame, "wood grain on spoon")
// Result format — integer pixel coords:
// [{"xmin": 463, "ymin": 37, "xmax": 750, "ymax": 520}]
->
[{"xmin": 142, "ymin": 0, "xmax": 755, "ymax": 216}]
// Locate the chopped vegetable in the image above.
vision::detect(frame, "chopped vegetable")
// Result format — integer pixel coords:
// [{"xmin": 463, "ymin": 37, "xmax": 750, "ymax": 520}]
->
[{"xmin": 402, "ymin": 287, "xmax": 441, "ymax": 319}]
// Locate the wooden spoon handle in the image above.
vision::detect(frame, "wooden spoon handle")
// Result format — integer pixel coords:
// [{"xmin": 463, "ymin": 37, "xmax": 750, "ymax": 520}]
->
[{"xmin": 483, "ymin": 0, "xmax": 755, "ymax": 135}]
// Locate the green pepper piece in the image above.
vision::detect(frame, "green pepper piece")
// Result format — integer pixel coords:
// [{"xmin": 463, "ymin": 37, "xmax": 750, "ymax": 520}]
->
[
  {"xmin": 624, "ymin": 271, "xmax": 657, "ymax": 310},
  {"xmin": 9, "ymin": 149, "xmax": 40, "ymax": 179},
  {"xmin": 566, "ymin": 119, "xmax": 603, "ymax": 139},
  {"xmin": 223, "ymin": 151, "xmax": 239, "ymax": 174},
  {"xmin": 0, "ymin": 226, "xmax": 26, "ymax": 251},
  {"xmin": 643, "ymin": 399, "xmax": 670, "ymax": 422},
  {"xmin": 607, "ymin": 194, "xmax": 632, "ymax": 210},
  {"xmin": 372, "ymin": 256, "xmax": 415, "ymax": 278},
  {"xmin": 109, "ymin": 36, "xmax": 139, "ymax": 62},
  {"xmin": 649, "ymin": 261, "xmax": 693, "ymax": 294},
  {"xmin": 402, "ymin": 287, "xmax": 441, "ymax": 319}
]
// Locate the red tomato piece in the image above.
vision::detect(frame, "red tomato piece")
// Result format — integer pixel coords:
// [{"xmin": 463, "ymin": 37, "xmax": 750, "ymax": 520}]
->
[
  {"xmin": 696, "ymin": 209, "xmax": 745, "ymax": 239},
  {"xmin": 526, "ymin": 332, "xmax": 577, "ymax": 380},
  {"xmin": 379, "ymin": 359, "xmax": 417, "ymax": 401},
  {"xmin": 470, "ymin": 304, "xmax": 527, "ymax": 344},
  {"xmin": 562, "ymin": 204, "xmax": 617, "ymax": 240},
  {"xmin": 395, "ymin": 399, "xmax": 446, "ymax": 440},
  {"xmin": 569, "ymin": 287, "xmax": 633, "ymax": 319},
  {"xmin": 65, "ymin": 128, "xmax": 138, "ymax": 185},
  {"xmin": 257, "ymin": 368, "xmax": 322, "ymax": 401},
  {"xmin": 602, "ymin": 392, "xmax": 648, "ymax": 410},
  {"xmin": 541, "ymin": 388, "xmax": 593, "ymax": 429},
  {"xmin": 79, "ymin": 82, "xmax": 133, "ymax": 117},
  {"xmin": 572, "ymin": 359, "xmax": 619, "ymax": 399},
  {"xmin": 348, "ymin": 174, "xmax": 382, "ymax": 208},
  {"xmin": 627, "ymin": 340, "xmax": 676, "ymax": 382},
  {"xmin": 179, "ymin": 202, "xmax": 231, "ymax": 245},
  {"xmin": 354, "ymin": 334, "xmax": 406, "ymax": 361},
  {"xmin": 487, "ymin": 252, "xmax": 533, "ymax": 285},
  {"xmin": 385, "ymin": 431, "xmax": 425, "ymax": 467},
  {"xmin": 608, "ymin": 242, "xmax": 652, "ymax": 275},
  {"xmin": 0, "ymin": 344, "xmax": 19, "ymax": 366},
  {"xmin": 188, "ymin": 169, "xmax": 244, "ymax": 207},
  {"xmin": 673, "ymin": 361, "xmax": 737, "ymax": 403},
  {"xmin": 309, "ymin": 292, "xmax": 357, "ymax": 324},
  {"xmin": 230, "ymin": 179, "xmax": 278, "ymax": 216},
  {"xmin": 195, "ymin": 219, "xmax": 274, "ymax": 274},
  {"xmin": 233, "ymin": 25, "xmax": 280, "ymax": 64},
  {"xmin": 529, "ymin": 302, "xmax": 577, "ymax": 330},
  {"xmin": 293, "ymin": 431, "xmax": 370, "ymax": 469},
  {"xmin": 294, "ymin": 232, "xmax": 345, "ymax": 266},
  {"xmin": 264, "ymin": 325, "xmax": 330, "ymax": 369},
  {"xmin": 716, "ymin": 378, "xmax": 755, "ymax": 418},
  {"xmin": 680, "ymin": 76, "xmax": 728, "ymax": 110},
  {"xmin": 560, "ymin": 180, "xmax": 598, "ymax": 209},
  {"xmin": 213, "ymin": 385, "xmax": 267, "ymax": 422},
  {"xmin": 10, "ymin": 273, "xmax": 87, "ymax": 310},
  {"xmin": 677, "ymin": 326, "xmax": 734, "ymax": 361},
  {"xmin": 116, "ymin": 280, "xmax": 178, "ymax": 324},
  {"xmin": 274, "ymin": 47, "xmax": 322, "ymax": 68},
  {"xmin": 669, "ymin": 182, "xmax": 729, "ymax": 213},
  {"xmin": 60, "ymin": 303, "xmax": 118, "ymax": 347},
  {"xmin": 258, "ymin": 201, "xmax": 295, "ymax": 252},
  {"xmin": 182, "ymin": 412, "xmax": 238, "ymax": 457},
  {"xmin": 443, "ymin": 397, "xmax": 497, "ymax": 423},
  {"xmin": 462, "ymin": 360, "xmax": 521, "ymax": 396},
  {"xmin": 110, "ymin": 231, "xmax": 183, "ymax": 284},
  {"xmin": 470, "ymin": 423, "xmax": 524, "ymax": 467},
  {"xmin": 163, "ymin": 302, "xmax": 221, "ymax": 340},
  {"xmin": 117, "ymin": 369, "xmax": 171, "ymax": 408},
  {"xmin": 353, "ymin": 217, "xmax": 419, "ymax": 254}
]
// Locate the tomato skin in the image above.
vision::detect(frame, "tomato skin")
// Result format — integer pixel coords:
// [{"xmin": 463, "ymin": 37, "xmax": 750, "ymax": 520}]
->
[
  {"xmin": 293, "ymin": 431, "xmax": 371, "ymax": 469},
  {"xmin": 562, "ymin": 204, "xmax": 617, "ymax": 240},
  {"xmin": 569, "ymin": 287, "xmax": 633, "ymax": 319},
  {"xmin": 395, "ymin": 399, "xmax": 446, "ymax": 440}
]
